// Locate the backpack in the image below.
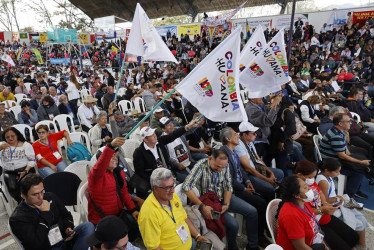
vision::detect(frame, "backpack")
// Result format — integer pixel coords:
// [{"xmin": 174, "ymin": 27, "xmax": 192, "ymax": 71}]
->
[
  {"xmin": 67, "ymin": 142, "xmax": 92, "ymax": 162},
  {"xmin": 281, "ymin": 108, "xmax": 306, "ymax": 140}
]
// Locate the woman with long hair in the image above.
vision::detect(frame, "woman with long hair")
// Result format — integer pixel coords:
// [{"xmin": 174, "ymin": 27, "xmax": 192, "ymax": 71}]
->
[
  {"xmin": 66, "ymin": 74, "xmax": 81, "ymax": 114},
  {"xmin": 0, "ymin": 127, "xmax": 36, "ymax": 202}
]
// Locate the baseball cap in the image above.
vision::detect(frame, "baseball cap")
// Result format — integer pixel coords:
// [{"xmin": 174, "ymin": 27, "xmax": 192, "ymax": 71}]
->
[
  {"xmin": 239, "ymin": 121, "xmax": 259, "ymax": 132},
  {"xmin": 86, "ymin": 216, "xmax": 128, "ymax": 246},
  {"xmin": 154, "ymin": 107, "xmax": 164, "ymax": 113},
  {"xmin": 140, "ymin": 126, "xmax": 156, "ymax": 139},
  {"xmin": 159, "ymin": 117, "xmax": 172, "ymax": 128}
]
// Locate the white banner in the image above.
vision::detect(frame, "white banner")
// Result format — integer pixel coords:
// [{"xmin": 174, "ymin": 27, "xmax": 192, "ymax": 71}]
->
[
  {"xmin": 126, "ymin": 3, "xmax": 177, "ymax": 63},
  {"xmin": 327, "ymin": 10, "xmax": 350, "ymax": 29},
  {"xmin": 94, "ymin": 16, "xmax": 115, "ymax": 37},
  {"xmin": 202, "ymin": 1, "xmax": 246, "ymax": 27},
  {"xmin": 239, "ymin": 28, "xmax": 290, "ymax": 98},
  {"xmin": 239, "ymin": 25, "xmax": 266, "ymax": 72},
  {"xmin": 1, "ymin": 54, "xmax": 15, "ymax": 66},
  {"xmin": 176, "ymin": 27, "xmax": 247, "ymax": 122}
]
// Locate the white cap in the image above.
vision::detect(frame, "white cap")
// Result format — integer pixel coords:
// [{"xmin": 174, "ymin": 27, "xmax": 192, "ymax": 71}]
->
[
  {"xmin": 239, "ymin": 121, "xmax": 259, "ymax": 132},
  {"xmin": 140, "ymin": 127, "xmax": 156, "ymax": 139},
  {"xmin": 154, "ymin": 107, "xmax": 164, "ymax": 113},
  {"xmin": 159, "ymin": 117, "xmax": 172, "ymax": 127}
]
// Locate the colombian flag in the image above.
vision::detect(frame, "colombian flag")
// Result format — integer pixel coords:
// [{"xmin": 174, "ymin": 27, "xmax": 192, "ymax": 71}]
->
[{"xmin": 246, "ymin": 19, "xmax": 251, "ymax": 40}]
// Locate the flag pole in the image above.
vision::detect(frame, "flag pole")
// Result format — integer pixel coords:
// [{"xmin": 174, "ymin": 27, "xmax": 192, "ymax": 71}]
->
[
  {"xmin": 113, "ymin": 51, "xmax": 127, "ymax": 104},
  {"xmin": 287, "ymin": 0, "xmax": 296, "ymax": 65},
  {"xmin": 124, "ymin": 88, "xmax": 177, "ymax": 139}
]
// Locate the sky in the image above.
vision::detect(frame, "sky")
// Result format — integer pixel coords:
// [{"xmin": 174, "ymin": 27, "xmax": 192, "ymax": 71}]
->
[{"xmin": 12, "ymin": 0, "xmax": 374, "ymax": 31}]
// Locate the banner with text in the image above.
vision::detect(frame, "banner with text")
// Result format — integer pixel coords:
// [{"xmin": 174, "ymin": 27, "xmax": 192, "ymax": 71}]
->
[
  {"xmin": 156, "ymin": 25, "xmax": 178, "ymax": 37},
  {"xmin": 176, "ymin": 27, "xmax": 247, "ymax": 122},
  {"xmin": 353, "ymin": 10, "xmax": 374, "ymax": 27},
  {"xmin": 32, "ymin": 48, "xmax": 44, "ymax": 64},
  {"xmin": 177, "ymin": 24, "xmax": 200, "ymax": 37}
]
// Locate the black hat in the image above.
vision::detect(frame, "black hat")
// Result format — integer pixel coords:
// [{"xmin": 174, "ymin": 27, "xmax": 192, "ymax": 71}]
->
[{"xmin": 85, "ymin": 216, "xmax": 128, "ymax": 246}]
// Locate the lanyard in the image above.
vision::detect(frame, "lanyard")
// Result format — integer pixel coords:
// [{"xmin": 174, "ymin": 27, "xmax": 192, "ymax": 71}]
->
[
  {"xmin": 160, "ymin": 201, "xmax": 176, "ymax": 223},
  {"xmin": 40, "ymin": 138, "xmax": 54, "ymax": 152},
  {"xmin": 293, "ymin": 202, "xmax": 321, "ymax": 229},
  {"xmin": 9, "ymin": 144, "xmax": 17, "ymax": 160}
]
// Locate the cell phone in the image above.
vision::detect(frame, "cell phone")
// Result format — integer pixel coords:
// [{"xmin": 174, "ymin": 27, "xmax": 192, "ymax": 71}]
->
[
  {"xmin": 195, "ymin": 241, "xmax": 213, "ymax": 250},
  {"xmin": 253, "ymin": 191, "xmax": 262, "ymax": 196},
  {"xmin": 332, "ymin": 200, "xmax": 342, "ymax": 207},
  {"xmin": 211, "ymin": 210, "xmax": 220, "ymax": 220},
  {"xmin": 63, "ymin": 231, "xmax": 75, "ymax": 240}
]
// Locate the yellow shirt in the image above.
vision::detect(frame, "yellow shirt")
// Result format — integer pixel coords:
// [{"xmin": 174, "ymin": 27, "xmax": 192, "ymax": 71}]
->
[
  {"xmin": 138, "ymin": 192, "xmax": 192, "ymax": 250},
  {"xmin": 0, "ymin": 92, "xmax": 15, "ymax": 102}
]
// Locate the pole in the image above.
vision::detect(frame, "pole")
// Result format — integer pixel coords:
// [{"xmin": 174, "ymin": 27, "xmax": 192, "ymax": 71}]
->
[
  {"xmin": 125, "ymin": 88, "xmax": 177, "ymax": 139},
  {"xmin": 287, "ymin": 0, "xmax": 296, "ymax": 65},
  {"xmin": 113, "ymin": 51, "xmax": 127, "ymax": 103}
]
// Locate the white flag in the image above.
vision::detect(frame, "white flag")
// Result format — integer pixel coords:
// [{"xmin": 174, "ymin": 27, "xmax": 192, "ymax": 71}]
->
[
  {"xmin": 239, "ymin": 28, "xmax": 290, "ymax": 98},
  {"xmin": 239, "ymin": 25, "xmax": 266, "ymax": 72},
  {"xmin": 176, "ymin": 27, "xmax": 247, "ymax": 122},
  {"xmin": 1, "ymin": 54, "xmax": 15, "ymax": 66},
  {"xmin": 126, "ymin": 3, "xmax": 177, "ymax": 63}
]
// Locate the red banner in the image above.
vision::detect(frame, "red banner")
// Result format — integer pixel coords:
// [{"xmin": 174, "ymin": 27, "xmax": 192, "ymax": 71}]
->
[
  {"xmin": 0, "ymin": 32, "xmax": 4, "ymax": 42},
  {"xmin": 353, "ymin": 10, "xmax": 374, "ymax": 26}
]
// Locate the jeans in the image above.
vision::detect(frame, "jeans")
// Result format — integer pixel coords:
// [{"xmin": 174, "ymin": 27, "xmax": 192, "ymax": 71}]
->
[
  {"xmin": 263, "ymin": 152, "xmax": 290, "ymax": 176},
  {"xmin": 225, "ymin": 194, "xmax": 259, "ymax": 249},
  {"xmin": 247, "ymin": 168, "xmax": 284, "ymax": 202},
  {"xmin": 38, "ymin": 160, "xmax": 69, "ymax": 178},
  {"xmin": 191, "ymin": 152, "xmax": 208, "ymax": 161},
  {"xmin": 52, "ymin": 222, "xmax": 95, "ymax": 250},
  {"xmin": 291, "ymin": 141, "xmax": 306, "ymax": 162},
  {"xmin": 339, "ymin": 167, "xmax": 365, "ymax": 197}
]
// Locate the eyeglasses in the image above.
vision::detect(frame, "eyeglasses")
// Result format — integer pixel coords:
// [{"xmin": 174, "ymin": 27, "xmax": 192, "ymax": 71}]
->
[
  {"xmin": 158, "ymin": 183, "xmax": 176, "ymax": 192},
  {"xmin": 114, "ymin": 242, "xmax": 127, "ymax": 250}
]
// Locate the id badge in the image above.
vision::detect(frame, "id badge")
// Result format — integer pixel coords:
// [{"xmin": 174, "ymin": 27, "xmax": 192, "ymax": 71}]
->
[
  {"xmin": 53, "ymin": 151, "xmax": 62, "ymax": 160},
  {"xmin": 313, "ymin": 232, "xmax": 324, "ymax": 244},
  {"xmin": 48, "ymin": 225, "xmax": 63, "ymax": 246},
  {"xmin": 198, "ymin": 141, "xmax": 204, "ymax": 149},
  {"xmin": 176, "ymin": 224, "xmax": 190, "ymax": 244}
]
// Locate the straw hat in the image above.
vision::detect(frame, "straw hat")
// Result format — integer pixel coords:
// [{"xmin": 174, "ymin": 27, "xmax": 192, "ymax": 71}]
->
[{"xmin": 82, "ymin": 95, "xmax": 98, "ymax": 103}]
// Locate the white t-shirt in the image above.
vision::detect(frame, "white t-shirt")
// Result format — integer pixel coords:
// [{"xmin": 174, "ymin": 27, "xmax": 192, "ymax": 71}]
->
[
  {"xmin": 165, "ymin": 135, "xmax": 191, "ymax": 167},
  {"xmin": 316, "ymin": 174, "xmax": 337, "ymax": 198}
]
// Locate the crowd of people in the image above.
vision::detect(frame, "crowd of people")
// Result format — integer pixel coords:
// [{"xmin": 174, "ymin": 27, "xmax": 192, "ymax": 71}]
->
[{"xmin": 0, "ymin": 10, "xmax": 373, "ymax": 250}]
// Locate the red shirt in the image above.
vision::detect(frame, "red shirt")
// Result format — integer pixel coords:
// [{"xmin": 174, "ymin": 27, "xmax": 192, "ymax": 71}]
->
[
  {"xmin": 33, "ymin": 130, "xmax": 65, "ymax": 168},
  {"xmin": 276, "ymin": 202, "xmax": 319, "ymax": 250},
  {"xmin": 308, "ymin": 182, "xmax": 331, "ymax": 225}
]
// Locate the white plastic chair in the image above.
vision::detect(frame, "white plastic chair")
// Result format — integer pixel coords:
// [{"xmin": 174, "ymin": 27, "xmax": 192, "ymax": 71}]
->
[
  {"xmin": 14, "ymin": 93, "xmax": 27, "ymax": 102},
  {"xmin": 313, "ymin": 135, "xmax": 323, "ymax": 162},
  {"xmin": 35, "ymin": 120, "xmax": 57, "ymax": 132},
  {"xmin": 78, "ymin": 182, "xmax": 89, "ymax": 222},
  {"xmin": 24, "ymin": 82, "xmax": 32, "ymax": 92},
  {"xmin": 350, "ymin": 112, "xmax": 361, "ymax": 123},
  {"xmin": 337, "ymin": 174, "xmax": 347, "ymax": 196},
  {"xmin": 316, "ymin": 127, "xmax": 322, "ymax": 137},
  {"xmin": 80, "ymin": 89, "xmax": 91, "ymax": 100},
  {"xmin": 9, "ymin": 106, "xmax": 22, "ymax": 119},
  {"xmin": 118, "ymin": 100, "xmax": 133, "ymax": 115},
  {"xmin": 8, "ymin": 221, "xmax": 25, "ymax": 249},
  {"xmin": 53, "ymin": 114, "xmax": 76, "ymax": 133},
  {"xmin": 69, "ymin": 131, "xmax": 92, "ymax": 154},
  {"xmin": 118, "ymin": 87, "xmax": 126, "ymax": 97},
  {"xmin": 16, "ymin": 97, "xmax": 31, "ymax": 106},
  {"xmin": 121, "ymin": 139, "xmax": 141, "ymax": 160},
  {"xmin": 64, "ymin": 160, "xmax": 91, "ymax": 184},
  {"xmin": 12, "ymin": 124, "xmax": 34, "ymax": 142},
  {"xmin": 132, "ymin": 97, "xmax": 146, "ymax": 113},
  {"xmin": 265, "ymin": 244, "xmax": 284, "ymax": 250},
  {"xmin": 2, "ymin": 100, "xmax": 16, "ymax": 109},
  {"xmin": 266, "ymin": 198, "xmax": 282, "ymax": 243}
]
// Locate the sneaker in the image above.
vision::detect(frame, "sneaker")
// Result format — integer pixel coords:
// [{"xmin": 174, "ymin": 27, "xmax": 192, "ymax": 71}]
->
[{"xmin": 354, "ymin": 190, "xmax": 368, "ymax": 199}]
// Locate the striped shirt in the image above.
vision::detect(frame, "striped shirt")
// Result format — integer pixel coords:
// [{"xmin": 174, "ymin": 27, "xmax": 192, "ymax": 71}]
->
[
  {"xmin": 182, "ymin": 158, "xmax": 233, "ymax": 201},
  {"xmin": 320, "ymin": 126, "xmax": 346, "ymax": 159}
]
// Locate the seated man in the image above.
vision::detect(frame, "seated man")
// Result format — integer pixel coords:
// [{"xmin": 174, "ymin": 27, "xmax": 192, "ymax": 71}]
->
[
  {"xmin": 150, "ymin": 107, "xmax": 165, "ymax": 137},
  {"xmin": 133, "ymin": 118, "xmax": 198, "ymax": 197},
  {"xmin": 235, "ymin": 121, "xmax": 284, "ymax": 202},
  {"xmin": 160, "ymin": 116, "xmax": 196, "ymax": 171},
  {"xmin": 111, "ymin": 110, "xmax": 136, "ymax": 137},
  {"xmin": 183, "ymin": 149, "xmax": 261, "ymax": 250},
  {"xmin": 9, "ymin": 174, "xmax": 94, "ymax": 250},
  {"xmin": 77, "ymin": 95, "xmax": 100, "ymax": 133},
  {"xmin": 219, "ymin": 127, "xmax": 269, "ymax": 248},
  {"xmin": 86, "ymin": 216, "xmax": 139, "ymax": 250},
  {"xmin": 0, "ymin": 102, "xmax": 17, "ymax": 131},
  {"xmin": 320, "ymin": 113, "xmax": 373, "ymax": 198},
  {"xmin": 88, "ymin": 137, "xmax": 140, "ymax": 241},
  {"xmin": 186, "ymin": 113, "xmax": 212, "ymax": 161},
  {"xmin": 138, "ymin": 168, "xmax": 208, "ymax": 250}
]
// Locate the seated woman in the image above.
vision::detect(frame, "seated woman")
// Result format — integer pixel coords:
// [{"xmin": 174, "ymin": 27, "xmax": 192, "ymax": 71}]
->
[
  {"xmin": 291, "ymin": 160, "xmax": 359, "ymax": 249},
  {"xmin": 58, "ymin": 95, "xmax": 79, "ymax": 125},
  {"xmin": 317, "ymin": 158, "xmax": 368, "ymax": 250},
  {"xmin": 32, "ymin": 124, "xmax": 73, "ymax": 178},
  {"xmin": 0, "ymin": 127, "xmax": 35, "ymax": 202},
  {"xmin": 18, "ymin": 100, "xmax": 38, "ymax": 126},
  {"xmin": 276, "ymin": 175, "xmax": 328, "ymax": 250},
  {"xmin": 88, "ymin": 111, "xmax": 112, "ymax": 153},
  {"xmin": 36, "ymin": 95, "xmax": 60, "ymax": 121}
]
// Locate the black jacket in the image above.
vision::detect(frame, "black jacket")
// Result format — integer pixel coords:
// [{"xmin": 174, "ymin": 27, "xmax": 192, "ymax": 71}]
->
[
  {"xmin": 133, "ymin": 127, "xmax": 187, "ymax": 182},
  {"xmin": 9, "ymin": 192, "xmax": 74, "ymax": 250},
  {"xmin": 221, "ymin": 145, "xmax": 251, "ymax": 193}
]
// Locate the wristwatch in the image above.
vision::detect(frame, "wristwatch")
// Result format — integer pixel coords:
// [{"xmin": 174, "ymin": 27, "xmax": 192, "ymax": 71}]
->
[{"xmin": 195, "ymin": 233, "xmax": 201, "ymax": 240}]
